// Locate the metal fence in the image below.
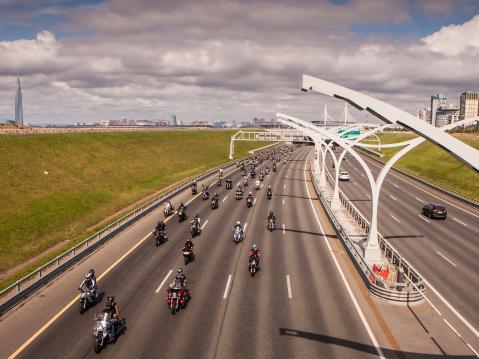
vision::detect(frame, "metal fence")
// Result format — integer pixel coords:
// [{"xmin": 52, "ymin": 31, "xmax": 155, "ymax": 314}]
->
[
  {"xmin": 312, "ymin": 165, "xmax": 425, "ymax": 302},
  {"xmin": 0, "ymin": 144, "xmax": 279, "ymax": 315}
]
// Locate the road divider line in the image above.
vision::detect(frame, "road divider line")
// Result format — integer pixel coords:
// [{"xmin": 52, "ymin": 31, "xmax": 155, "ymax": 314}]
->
[
  {"xmin": 303, "ymin": 151, "xmax": 386, "ymax": 359},
  {"xmin": 282, "ymin": 224, "xmax": 285, "ymax": 234},
  {"xmin": 201, "ymin": 220, "xmax": 209, "ymax": 230},
  {"xmin": 155, "ymin": 269, "xmax": 173, "ymax": 293},
  {"xmin": 436, "ymin": 251, "xmax": 457, "ymax": 267},
  {"xmin": 244, "ymin": 222, "xmax": 248, "ymax": 233},
  {"xmin": 443, "ymin": 319, "xmax": 479, "ymax": 357},
  {"xmin": 452, "ymin": 217, "xmax": 468, "ymax": 227},
  {"xmin": 415, "ymin": 197, "xmax": 424, "ymax": 202},
  {"xmin": 253, "ymin": 198, "xmax": 257, "ymax": 205},
  {"xmin": 223, "ymin": 274, "xmax": 233, "ymax": 299},
  {"xmin": 418, "ymin": 215, "xmax": 430, "ymax": 223},
  {"xmin": 222, "ymin": 196, "xmax": 228, "ymax": 202},
  {"xmin": 392, "ymin": 184, "xmax": 400, "ymax": 189},
  {"xmin": 389, "ymin": 195, "xmax": 398, "ymax": 201},
  {"xmin": 261, "ymin": 183, "xmax": 264, "ymax": 188},
  {"xmin": 390, "ymin": 214, "xmax": 400, "ymax": 223},
  {"xmin": 286, "ymin": 275, "xmax": 292, "ymax": 299}
]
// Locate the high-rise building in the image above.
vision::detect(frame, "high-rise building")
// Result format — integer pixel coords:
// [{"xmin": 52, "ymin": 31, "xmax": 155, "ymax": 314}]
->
[
  {"xmin": 435, "ymin": 107, "xmax": 459, "ymax": 127},
  {"xmin": 459, "ymin": 91, "xmax": 479, "ymax": 121},
  {"xmin": 430, "ymin": 93, "xmax": 447, "ymax": 126},
  {"xmin": 170, "ymin": 114, "xmax": 177, "ymax": 126},
  {"xmin": 15, "ymin": 77, "xmax": 23, "ymax": 126}
]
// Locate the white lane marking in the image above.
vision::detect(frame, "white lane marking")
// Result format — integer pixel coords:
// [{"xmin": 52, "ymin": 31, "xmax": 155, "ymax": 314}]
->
[
  {"xmin": 443, "ymin": 319, "xmax": 479, "ymax": 357},
  {"xmin": 282, "ymin": 224, "xmax": 285, "ymax": 234},
  {"xmin": 286, "ymin": 275, "xmax": 292, "ymax": 299},
  {"xmin": 353, "ymin": 182, "xmax": 358, "ymax": 186},
  {"xmin": 390, "ymin": 214, "xmax": 400, "ymax": 223},
  {"xmin": 222, "ymin": 196, "xmax": 228, "ymax": 202},
  {"xmin": 223, "ymin": 274, "xmax": 233, "ymax": 299},
  {"xmin": 253, "ymin": 198, "xmax": 257, "ymax": 205},
  {"xmin": 389, "ymin": 195, "xmax": 398, "ymax": 201},
  {"xmin": 418, "ymin": 215, "xmax": 430, "ymax": 223},
  {"xmin": 303, "ymin": 151, "xmax": 386, "ymax": 359},
  {"xmin": 366, "ymin": 194, "xmax": 371, "ymax": 199},
  {"xmin": 282, "ymin": 199, "xmax": 285, "ymax": 206},
  {"xmin": 237, "ymin": 182, "xmax": 241, "ymax": 186},
  {"xmin": 286, "ymin": 175, "xmax": 288, "ymax": 178},
  {"xmin": 244, "ymin": 222, "xmax": 248, "ymax": 233},
  {"xmin": 392, "ymin": 183, "xmax": 400, "ymax": 189},
  {"xmin": 415, "ymin": 197, "xmax": 424, "ymax": 203},
  {"xmin": 201, "ymin": 220, "xmax": 209, "ymax": 230},
  {"xmin": 155, "ymin": 269, "xmax": 173, "ymax": 293},
  {"xmin": 261, "ymin": 183, "xmax": 264, "ymax": 188},
  {"xmin": 452, "ymin": 217, "xmax": 468, "ymax": 227},
  {"xmin": 284, "ymin": 184, "xmax": 286, "ymax": 189},
  {"xmin": 361, "ymin": 173, "xmax": 365, "ymax": 177},
  {"xmin": 436, "ymin": 251, "xmax": 457, "ymax": 267}
]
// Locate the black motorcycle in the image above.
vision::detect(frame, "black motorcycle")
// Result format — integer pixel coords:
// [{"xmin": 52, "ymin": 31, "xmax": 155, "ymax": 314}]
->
[
  {"xmin": 226, "ymin": 180, "xmax": 232, "ymax": 189},
  {"xmin": 202, "ymin": 190, "xmax": 209, "ymax": 200},
  {"xmin": 191, "ymin": 184, "xmax": 197, "ymax": 195},
  {"xmin": 246, "ymin": 197, "xmax": 253, "ymax": 208},
  {"xmin": 211, "ymin": 198, "xmax": 219, "ymax": 210},
  {"xmin": 155, "ymin": 230, "xmax": 167, "ymax": 246},
  {"xmin": 178, "ymin": 208, "xmax": 187, "ymax": 222},
  {"xmin": 267, "ymin": 190, "xmax": 272, "ymax": 200}
]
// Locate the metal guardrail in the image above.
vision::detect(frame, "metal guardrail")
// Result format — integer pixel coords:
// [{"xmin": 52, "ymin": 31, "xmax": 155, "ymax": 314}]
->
[
  {"xmin": 0, "ymin": 144, "xmax": 279, "ymax": 315},
  {"xmin": 357, "ymin": 148, "xmax": 479, "ymax": 209},
  {"xmin": 313, "ymin": 165, "xmax": 425, "ymax": 302}
]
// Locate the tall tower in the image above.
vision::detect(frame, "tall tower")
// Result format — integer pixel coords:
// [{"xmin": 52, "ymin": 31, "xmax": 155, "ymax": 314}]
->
[{"xmin": 15, "ymin": 78, "xmax": 23, "ymax": 126}]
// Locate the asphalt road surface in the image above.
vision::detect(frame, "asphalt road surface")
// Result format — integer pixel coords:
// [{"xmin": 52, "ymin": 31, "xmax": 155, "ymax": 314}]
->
[
  {"xmin": 5, "ymin": 146, "xmax": 383, "ymax": 359},
  {"xmin": 327, "ymin": 150, "xmax": 479, "ymax": 336}
]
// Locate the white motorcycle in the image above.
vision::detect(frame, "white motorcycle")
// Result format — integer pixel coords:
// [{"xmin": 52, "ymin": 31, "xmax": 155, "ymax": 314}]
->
[{"xmin": 233, "ymin": 227, "xmax": 243, "ymax": 244}]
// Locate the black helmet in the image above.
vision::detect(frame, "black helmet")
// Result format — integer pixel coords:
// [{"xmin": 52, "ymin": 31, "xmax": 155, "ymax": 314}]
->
[
  {"xmin": 107, "ymin": 295, "xmax": 114, "ymax": 304},
  {"xmin": 269, "ymin": 211, "xmax": 273, "ymax": 216},
  {"xmin": 89, "ymin": 269, "xmax": 95, "ymax": 277}
]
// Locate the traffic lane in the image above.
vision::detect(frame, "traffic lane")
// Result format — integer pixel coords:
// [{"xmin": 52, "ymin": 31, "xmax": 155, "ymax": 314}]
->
[
  {"xmin": 216, "ymin": 147, "xmax": 377, "ymax": 359},
  {"xmin": 9, "ymin": 151, "xmax": 280, "ymax": 358}
]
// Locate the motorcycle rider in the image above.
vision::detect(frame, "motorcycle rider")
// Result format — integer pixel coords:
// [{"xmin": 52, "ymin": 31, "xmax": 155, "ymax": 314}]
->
[
  {"xmin": 226, "ymin": 176, "xmax": 232, "ymax": 188},
  {"xmin": 191, "ymin": 181, "xmax": 197, "ymax": 193},
  {"xmin": 219, "ymin": 167, "xmax": 224, "ymax": 177},
  {"xmin": 103, "ymin": 295, "xmax": 120, "ymax": 338},
  {"xmin": 165, "ymin": 200, "xmax": 173, "ymax": 214},
  {"xmin": 183, "ymin": 237, "xmax": 194, "ymax": 255},
  {"xmin": 173, "ymin": 268, "xmax": 191, "ymax": 299},
  {"xmin": 249, "ymin": 244, "xmax": 261, "ymax": 266},
  {"xmin": 79, "ymin": 271, "xmax": 97, "ymax": 297},
  {"xmin": 267, "ymin": 185, "xmax": 272, "ymax": 197},
  {"xmin": 246, "ymin": 191, "xmax": 253, "ymax": 204},
  {"xmin": 267, "ymin": 210, "xmax": 276, "ymax": 225},
  {"xmin": 155, "ymin": 220, "xmax": 166, "ymax": 233}
]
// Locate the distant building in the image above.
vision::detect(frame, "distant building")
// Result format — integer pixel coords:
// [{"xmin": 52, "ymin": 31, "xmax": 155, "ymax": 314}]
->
[
  {"xmin": 459, "ymin": 91, "xmax": 479, "ymax": 121},
  {"xmin": 430, "ymin": 94, "xmax": 447, "ymax": 126},
  {"xmin": 417, "ymin": 108, "xmax": 431, "ymax": 123},
  {"xmin": 15, "ymin": 78, "xmax": 23, "ymax": 126},
  {"xmin": 435, "ymin": 107, "xmax": 459, "ymax": 127},
  {"xmin": 170, "ymin": 114, "xmax": 177, "ymax": 126}
]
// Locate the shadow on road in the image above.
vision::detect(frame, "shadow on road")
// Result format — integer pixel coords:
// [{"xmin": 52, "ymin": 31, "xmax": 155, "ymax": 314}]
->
[
  {"xmin": 277, "ymin": 193, "xmax": 314, "ymax": 200},
  {"xmin": 283, "ymin": 228, "xmax": 336, "ymax": 239},
  {"xmin": 383, "ymin": 235, "xmax": 424, "ymax": 240}
]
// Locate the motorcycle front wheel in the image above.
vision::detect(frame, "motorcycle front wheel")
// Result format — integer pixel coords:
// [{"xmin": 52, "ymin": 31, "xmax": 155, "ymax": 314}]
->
[{"xmin": 94, "ymin": 338, "xmax": 102, "ymax": 353}]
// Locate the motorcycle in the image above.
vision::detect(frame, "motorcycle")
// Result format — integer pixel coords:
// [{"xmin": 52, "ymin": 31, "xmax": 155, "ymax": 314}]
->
[
  {"xmin": 183, "ymin": 248, "xmax": 194, "ymax": 265},
  {"xmin": 178, "ymin": 208, "xmax": 187, "ymax": 222},
  {"xmin": 93, "ymin": 313, "xmax": 126, "ymax": 353},
  {"xmin": 155, "ymin": 230, "xmax": 167, "ymax": 246},
  {"xmin": 210, "ymin": 198, "xmax": 219, "ymax": 210},
  {"xmin": 167, "ymin": 285, "xmax": 190, "ymax": 315},
  {"xmin": 79, "ymin": 287, "xmax": 96, "ymax": 314},
  {"xmin": 255, "ymin": 180, "xmax": 261, "ymax": 190},
  {"xmin": 226, "ymin": 180, "xmax": 232, "ymax": 189},
  {"xmin": 164, "ymin": 205, "xmax": 173, "ymax": 217},
  {"xmin": 243, "ymin": 178, "xmax": 248, "ymax": 186},
  {"xmin": 267, "ymin": 190, "xmax": 272, "ymax": 200},
  {"xmin": 272, "ymin": 165, "xmax": 277, "ymax": 172},
  {"xmin": 248, "ymin": 256, "xmax": 259, "ymax": 276},
  {"xmin": 265, "ymin": 168, "xmax": 270, "ymax": 175},
  {"xmin": 268, "ymin": 218, "xmax": 275, "ymax": 231},
  {"xmin": 191, "ymin": 184, "xmax": 197, "ymax": 195},
  {"xmin": 246, "ymin": 197, "xmax": 253, "ymax": 208},
  {"xmin": 250, "ymin": 171, "xmax": 256, "ymax": 178},
  {"xmin": 235, "ymin": 190, "xmax": 243, "ymax": 200},
  {"xmin": 259, "ymin": 174, "xmax": 264, "ymax": 181},
  {"xmin": 233, "ymin": 227, "xmax": 243, "ymax": 244},
  {"xmin": 216, "ymin": 178, "xmax": 222, "ymax": 187},
  {"xmin": 190, "ymin": 223, "xmax": 201, "ymax": 237},
  {"xmin": 242, "ymin": 170, "xmax": 246, "ymax": 176},
  {"xmin": 202, "ymin": 190, "xmax": 209, "ymax": 200}
]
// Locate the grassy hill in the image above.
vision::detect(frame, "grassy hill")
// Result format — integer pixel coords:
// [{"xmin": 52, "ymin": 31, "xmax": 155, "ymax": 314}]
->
[
  {"xmin": 362, "ymin": 132, "xmax": 479, "ymax": 200},
  {"xmin": 0, "ymin": 130, "xmax": 269, "ymax": 288}
]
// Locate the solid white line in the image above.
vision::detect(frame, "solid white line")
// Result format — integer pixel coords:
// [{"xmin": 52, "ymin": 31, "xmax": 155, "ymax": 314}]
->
[
  {"xmin": 201, "ymin": 219, "xmax": 209, "ymax": 230},
  {"xmin": 303, "ymin": 151, "xmax": 385, "ymax": 359},
  {"xmin": 418, "ymin": 215, "xmax": 430, "ymax": 223},
  {"xmin": 282, "ymin": 224, "xmax": 285, "ymax": 234},
  {"xmin": 390, "ymin": 214, "xmax": 400, "ymax": 223},
  {"xmin": 436, "ymin": 251, "xmax": 457, "ymax": 267},
  {"xmin": 286, "ymin": 275, "xmax": 292, "ymax": 299},
  {"xmin": 222, "ymin": 196, "xmax": 228, "ymax": 202},
  {"xmin": 155, "ymin": 269, "xmax": 173, "ymax": 293},
  {"xmin": 282, "ymin": 199, "xmax": 285, "ymax": 206},
  {"xmin": 452, "ymin": 217, "xmax": 468, "ymax": 227},
  {"xmin": 223, "ymin": 274, "xmax": 232, "ymax": 299},
  {"xmin": 389, "ymin": 195, "xmax": 398, "ymax": 201},
  {"xmin": 443, "ymin": 319, "xmax": 479, "ymax": 357},
  {"xmin": 415, "ymin": 197, "xmax": 424, "ymax": 202}
]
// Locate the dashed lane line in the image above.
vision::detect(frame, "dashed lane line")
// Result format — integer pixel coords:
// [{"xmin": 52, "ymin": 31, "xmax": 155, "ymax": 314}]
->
[
  {"xmin": 389, "ymin": 195, "xmax": 398, "ymax": 201},
  {"xmin": 452, "ymin": 217, "xmax": 468, "ymax": 227},
  {"xmin": 415, "ymin": 197, "xmax": 424, "ymax": 203},
  {"xmin": 201, "ymin": 220, "xmax": 209, "ymax": 230},
  {"xmin": 418, "ymin": 215, "xmax": 430, "ymax": 223},
  {"xmin": 155, "ymin": 269, "xmax": 173, "ymax": 293},
  {"xmin": 390, "ymin": 214, "xmax": 400, "ymax": 223},
  {"xmin": 286, "ymin": 275, "xmax": 292, "ymax": 299},
  {"xmin": 282, "ymin": 224, "xmax": 285, "ymax": 234},
  {"xmin": 436, "ymin": 251, "xmax": 457, "ymax": 268},
  {"xmin": 222, "ymin": 196, "xmax": 228, "ymax": 202},
  {"xmin": 223, "ymin": 274, "xmax": 233, "ymax": 299}
]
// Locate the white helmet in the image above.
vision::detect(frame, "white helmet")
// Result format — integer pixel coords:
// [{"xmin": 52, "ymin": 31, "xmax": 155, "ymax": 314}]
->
[
  {"xmin": 236, "ymin": 221, "xmax": 240, "ymax": 225},
  {"xmin": 85, "ymin": 272, "xmax": 92, "ymax": 280}
]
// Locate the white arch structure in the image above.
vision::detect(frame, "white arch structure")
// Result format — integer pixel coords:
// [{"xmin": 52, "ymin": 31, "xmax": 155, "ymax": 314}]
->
[{"xmin": 277, "ymin": 108, "xmax": 479, "ymax": 264}]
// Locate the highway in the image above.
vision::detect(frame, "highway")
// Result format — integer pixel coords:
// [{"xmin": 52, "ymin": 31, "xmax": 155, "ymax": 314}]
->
[
  {"xmin": 327, "ymin": 149, "xmax": 479, "ymax": 335},
  {"xmin": 0, "ymin": 146, "xmax": 385, "ymax": 359}
]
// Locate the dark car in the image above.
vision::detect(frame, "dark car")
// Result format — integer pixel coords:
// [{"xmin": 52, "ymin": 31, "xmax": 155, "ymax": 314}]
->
[{"xmin": 422, "ymin": 203, "xmax": 447, "ymax": 220}]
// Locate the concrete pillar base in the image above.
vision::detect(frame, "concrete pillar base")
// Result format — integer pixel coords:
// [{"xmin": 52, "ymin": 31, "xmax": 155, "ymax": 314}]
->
[
  {"xmin": 363, "ymin": 246, "xmax": 383, "ymax": 265},
  {"xmin": 331, "ymin": 196, "xmax": 341, "ymax": 210}
]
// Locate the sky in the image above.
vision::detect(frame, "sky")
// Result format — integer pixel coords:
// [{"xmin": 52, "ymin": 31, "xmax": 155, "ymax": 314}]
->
[{"xmin": 0, "ymin": 0, "xmax": 479, "ymax": 124}]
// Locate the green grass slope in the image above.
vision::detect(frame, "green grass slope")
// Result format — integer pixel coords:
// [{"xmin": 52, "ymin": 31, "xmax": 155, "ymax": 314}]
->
[
  {"xmin": 0, "ymin": 130, "xmax": 269, "ymax": 287},
  {"xmin": 363, "ymin": 132, "xmax": 479, "ymax": 200}
]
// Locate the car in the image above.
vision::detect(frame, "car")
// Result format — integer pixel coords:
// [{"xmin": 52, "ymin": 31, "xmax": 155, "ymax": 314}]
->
[
  {"xmin": 422, "ymin": 203, "xmax": 447, "ymax": 219},
  {"xmin": 338, "ymin": 171, "xmax": 350, "ymax": 181}
]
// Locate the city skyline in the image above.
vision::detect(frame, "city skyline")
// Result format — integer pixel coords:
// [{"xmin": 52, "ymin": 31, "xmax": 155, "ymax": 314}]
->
[{"xmin": 1, "ymin": 0, "xmax": 479, "ymax": 124}]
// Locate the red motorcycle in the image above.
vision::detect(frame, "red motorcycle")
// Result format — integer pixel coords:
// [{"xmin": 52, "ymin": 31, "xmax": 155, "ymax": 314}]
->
[{"xmin": 167, "ymin": 284, "xmax": 190, "ymax": 315}]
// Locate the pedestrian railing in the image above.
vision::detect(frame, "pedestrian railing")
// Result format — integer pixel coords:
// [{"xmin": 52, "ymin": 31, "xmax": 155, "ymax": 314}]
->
[
  {"xmin": 311, "ymin": 165, "xmax": 425, "ymax": 302},
  {"xmin": 0, "ymin": 144, "xmax": 279, "ymax": 315}
]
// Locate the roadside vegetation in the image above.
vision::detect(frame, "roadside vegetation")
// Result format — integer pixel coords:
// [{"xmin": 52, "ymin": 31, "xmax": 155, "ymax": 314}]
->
[
  {"xmin": 361, "ymin": 132, "xmax": 479, "ymax": 200},
  {"xmin": 0, "ymin": 130, "xmax": 268, "ymax": 289}
]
